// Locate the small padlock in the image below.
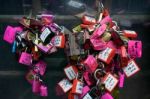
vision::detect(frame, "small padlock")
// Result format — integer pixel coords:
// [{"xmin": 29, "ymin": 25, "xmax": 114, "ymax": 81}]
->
[
  {"xmin": 98, "ymin": 47, "xmax": 116, "ymax": 64},
  {"xmin": 25, "ymin": 70, "xmax": 36, "ymax": 84},
  {"xmin": 52, "ymin": 34, "xmax": 65, "ymax": 48},
  {"xmin": 32, "ymin": 75, "xmax": 41, "ymax": 93},
  {"xmin": 84, "ymin": 55, "xmax": 98, "ymax": 73},
  {"xmin": 71, "ymin": 79, "xmax": 84, "ymax": 94},
  {"xmin": 58, "ymin": 78, "xmax": 73, "ymax": 93},
  {"xmin": 80, "ymin": 86, "xmax": 90, "ymax": 98},
  {"xmin": 40, "ymin": 85, "xmax": 48, "ymax": 96},
  {"xmin": 120, "ymin": 46, "xmax": 128, "ymax": 67},
  {"xmin": 64, "ymin": 65, "xmax": 78, "ymax": 81},
  {"xmin": 82, "ymin": 15, "xmax": 96, "ymax": 25},
  {"xmin": 128, "ymin": 40, "xmax": 142, "ymax": 58},
  {"xmin": 19, "ymin": 51, "xmax": 32, "ymax": 66}
]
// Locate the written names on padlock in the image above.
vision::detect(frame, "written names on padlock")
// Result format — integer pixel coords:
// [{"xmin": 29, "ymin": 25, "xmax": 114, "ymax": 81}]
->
[
  {"xmin": 72, "ymin": 79, "xmax": 84, "ymax": 94},
  {"xmin": 58, "ymin": 78, "xmax": 73, "ymax": 93},
  {"xmin": 102, "ymin": 73, "xmax": 118, "ymax": 92},
  {"xmin": 123, "ymin": 60, "xmax": 140, "ymax": 77},
  {"xmin": 64, "ymin": 65, "xmax": 78, "ymax": 81},
  {"xmin": 83, "ymin": 71, "xmax": 94, "ymax": 86},
  {"xmin": 98, "ymin": 47, "xmax": 116, "ymax": 64}
]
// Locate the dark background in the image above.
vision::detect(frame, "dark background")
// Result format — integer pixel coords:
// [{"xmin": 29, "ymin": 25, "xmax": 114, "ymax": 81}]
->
[{"xmin": 0, "ymin": 0, "xmax": 150, "ymax": 99}]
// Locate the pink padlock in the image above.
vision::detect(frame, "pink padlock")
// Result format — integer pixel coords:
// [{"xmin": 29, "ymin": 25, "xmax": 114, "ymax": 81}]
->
[
  {"xmin": 37, "ymin": 43, "xmax": 53, "ymax": 53},
  {"xmin": 32, "ymin": 77, "xmax": 41, "ymax": 93},
  {"xmin": 90, "ymin": 24, "xmax": 107, "ymax": 39},
  {"xmin": 83, "ymin": 71, "xmax": 94, "ymax": 86},
  {"xmin": 101, "ymin": 92, "xmax": 113, "ymax": 99},
  {"xmin": 128, "ymin": 40, "xmax": 142, "ymax": 58},
  {"xmin": 100, "ymin": 15, "xmax": 112, "ymax": 25},
  {"xmin": 119, "ymin": 72, "xmax": 125, "ymax": 88},
  {"xmin": 90, "ymin": 39, "xmax": 106, "ymax": 50},
  {"xmin": 3, "ymin": 26, "xmax": 17, "ymax": 44},
  {"xmin": 84, "ymin": 55, "xmax": 98, "ymax": 73},
  {"xmin": 40, "ymin": 85, "xmax": 48, "ymax": 96},
  {"xmin": 19, "ymin": 52, "xmax": 32, "ymax": 66},
  {"xmin": 80, "ymin": 86, "xmax": 90, "ymax": 98},
  {"xmin": 34, "ymin": 60, "xmax": 47, "ymax": 76}
]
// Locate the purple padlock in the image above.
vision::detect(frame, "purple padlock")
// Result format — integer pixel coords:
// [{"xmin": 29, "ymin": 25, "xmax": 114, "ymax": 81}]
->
[
  {"xmin": 19, "ymin": 52, "xmax": 32, "ymax": 66},
  {"xmin": 32, "ymin": 77, "xmax": 41, "ymax": 93},
  {"xmin": 40, "ymin": 85, "xmax": 48, "ymax": 96},
  {"xmin": 83, "ymin": 71, "xmax": 94, "ymax": 86},
  {"xmin": 90, "ymin": 39, "xmax": 106, "ymax": 51}
]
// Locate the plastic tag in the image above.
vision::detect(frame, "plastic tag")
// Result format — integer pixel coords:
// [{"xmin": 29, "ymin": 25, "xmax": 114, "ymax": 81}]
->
[
  {"xmin": 72, "ymin": 79, "xmax": 84, "ymax": 94},
  {"xmin": 84, "ymin": 55, "xmax": 98, "ymax": 73},
  {"xmin": 98, "ymin": 47, "xmax": 116, "ymax": 64},
  {"xmin": 3, "ymin": 26, "xmax": 17, "ymax": 44},
  {"xmin": 120, "ymin": 46, "xmax": 128, "ymax": 67},
  {"xmin": 64, "ymin": 65, "xmax": 78, "ymax": 80},
  {"xmin": 35, "ymin": 60, "xmax": 47, "ymax": 76},
  {"xmin": 123, "ymin": 30, "xmax": 137, "ymax": 38},
  {"xmin": 90, "ymin": 39, "xmax": 106, "ymax": 51},
  {"xmin": 83, "ymin": 93, "xmax": 92, "ymax": 99},
  {"xmin": 128, "ymin": 40, "xmax": 142, "ymax": 58},
  {"xmin": 58, "ymin": 78, "xmax": 73, "ymax": 93},
  {"xmin": 19, "ymin": 52, "xmax": 32, "ymax": 66},
  {"xmin": 101, "ymin": 92, "xmax": 113, "ymax": 99},
  {"xmin": 40, "ymin": 85, "xmax": 48, "ymax": 96},
  {"xmin": 100, "ymin": 15, "xmax": 112, "ymax": 25},
  {"xmin": 91, "ymin": 24, "xmax": 107, "ymax": 39},
  {"xmin": 123, "ymin": 60, "xmax": 140, "ymax": 77},
  {"xmin": 102, "ymin": 73, "xmax": 118, "ymax": 92}
]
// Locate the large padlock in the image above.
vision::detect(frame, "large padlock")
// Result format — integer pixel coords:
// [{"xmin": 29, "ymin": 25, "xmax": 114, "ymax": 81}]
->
[{"xmin": 83, "ymin": 71, "xmax": 95, "ymax": 86}]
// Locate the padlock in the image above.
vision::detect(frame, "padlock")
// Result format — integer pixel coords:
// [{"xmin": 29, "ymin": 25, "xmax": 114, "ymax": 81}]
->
[
  {"xmin": 84, "ymin": 55, "xmax": 98, "ymax": 73},
  {"xmin": 36, "ymin": 43, "xmax": 53, "ymax": 53},
  {"xmin": 80, "ymin": 86, "xmax": 90, "ymax": 98},
  {"xmin": 72, "ymin": 25, "xmax": 82, "ymax": 33},
  {"xmin": 40, "ymin": 85, "xmax": 48, "ymax": 96},
  {"xmin": 101, "ymin": 32, "xmax": 111, "ymax": 42},
  {"xmin": 101, "ymin": 92, "xmax": 113, "ymax": 99},
  {"xmin": 25, "ymin": 70, "xmax": 36, "ymax": 84},
  {"xmin": 82, "ymin": 15, "xmax": 96, "ymax": 25},
  {"xmin": 32, "ymin": 75, "xmax": 41, "ymax": 93},
  {"xmin": 41, "ymin": 14, "xmax": 54, "ymax": 25},
  {"xmin": 68, "ymin": 91, "xmax": 79, "ymax": 99},
  {"xmin": 102, "ymin": 73, "xmax": 118, "ymax": 92},
  {"xmin": 19, "ymin": 51, "xmax": 32, "ymax": 66},
  {"xmin": 58, "ymin": 78, "xmax": 73, "ymax": 93},
  {"xmin": 71, "ymin": 79, "xmax": 84, "ymax": 94},
  {"xmin": 34, "ymin": 60, "xmax": 47, "ymax": 76},
  {"xmin": 19, "ymin": 17, "xmax": 30, "ymax": 28},
  {"xmin": 94, "ymin": 69, "xmax": 106, "ymax": 81},
  {"xmin": 100, "ymin": 15, "xmax": 112, "ymax": 25},
  {"xmin": 128, "ymin": 40, "xmax": 142, "ymax": 58},
  {"xmin": 111, "ymin": 31, "xmax": 124, "ymax": 46},
  {"xmin": 120, "ymin": 46, "xmax": 128, "ymax": 67},
  {"xmin": 90, "ymin": 38, "xmax": 106, "ymax": 51},
  {"xmin": 83, "ymin": 71, "xmax": 95, "ymax": 86},
  {"xmin": 40, "ymin": 27, "xmax": 55, "ymax": 44},
  {"xmin": 98, "ymin": 47, "xmax": 116, "ymax": 64},
  {"xmin": 51, "ymin": 34, "xmax": 65, "ymax": 48},
  {"xmin": 49, "ymin": 23, "xmax": 62, "ymax": 33},
  {"xmin": 123, "ymin": 30, "xmax": 137, "ymax": 38},
  {"xmin": 118, "ymin": 72, "xmax": 125, "ymax": 88},
  {"xmin": 91, "ymin": 24, "xmax": 107, "ymax": 39},
  {"xmin": 123, "ymin": 59, "xmax": 140, "ymax": 77},
  {"xmin": 3, "ymin": 26, "xmax": 17, "ymax": 44},
  {"xmin": 64, "ymin": 65, "xmax": 78, "ymax": 81}
]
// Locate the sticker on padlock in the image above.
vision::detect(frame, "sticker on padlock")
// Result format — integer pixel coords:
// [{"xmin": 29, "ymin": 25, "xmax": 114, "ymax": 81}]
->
[
  {"xmin": 128, "ymin": 40, "xmax": 142, "ymax": 58},
  {"xmin": 68, "ymin": 91, "xmax": 79, "ymax": 99},
  {"xmin": 102, "ymin": 73, "xmax": 118, "ymax": 92},
  {"xmin": 83, "ymin": 93, "xmax": 92, "ymax": 99},
  {"xmin": 40, "ymin": 85, "xmax": 48, "ymax": 97},
  {"xmin": 101, "ymin": 92, "xmax": 114, "ymax": 99},
  {"xmin": 91, "ymin": 24, "xmax": 107, "ymax": 39},
  {"xmin": 64, "ymin": 65, "xmax": 78, "ymax": 81},
  {"xmin": 90, "ymin": 39, "xmax": 106, "ymax": 51},
  {"xmin": 82, "ymin": 15, "xmax": 96, "ymax": 25},
  {"xmin": 52, "ymin": 35, "xmax": 65, "ymax": 48},
  {"xmin": 34, "ymin": 60, "xmax": 47, "ymax": 76},
  {"xmin": 72, "ymin": 79, "xmax": 84, "ymax": 94},
  {"xmin": 98, "ymin": 47, "xmax": 116, "ymax": 64},
  {"xmin": 3, "ymin": 26, "xmax": 17, "ymax": 44},
  {"xmin": 80, "ymin": 86, "xmax": 90, "ymax": 98},
  {"xmin": 84, "ymin": 55, "xmax": 98, "ymax": 73},
  {"xmin": 40, "ymin": 27, "xmax": 52, "ymax": 43},
  {"xmin": 100, "ymin": 15, "xmax": 112, "ymax": 25},
  {"xmin": 118, "ymin": 73, "xmax": 125, "ymax": 88},
  {"xmin": 123, "ymin": 30, "xmax": 137, "ymax": 38},
  {"xmin": 123, "ymin": 60, "xmax": 140, "ymax": 77},
  {"xmin": 83, "ymin": 71, "xmax": 94, "ymax": 86},
  {"xmin": 58, "ymin": 78, "xmax": 73, "ymax": 93},
  {"xmin": 32, "ymin": 77, "xmax": 41, "ymax": 93},
  {"xmin": 19, "ymin": 52, "xmax": 32, "ymax": 66}
]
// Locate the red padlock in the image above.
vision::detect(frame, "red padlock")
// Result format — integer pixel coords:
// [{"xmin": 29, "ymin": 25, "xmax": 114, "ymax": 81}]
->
[
  {"xmin": 51, "ymin": 34, "xmax": 65, "ymax": 48},
  {"xmin": 82, "ymin": 15, "xmax": 96, "ymax": 25},
  {"xmin": 123, "ymin": 30, "xmax": 137, "ymax": 38},
  {"xmin": 71, "ymin": 79, "xmax": 84, "ymax": 94}
]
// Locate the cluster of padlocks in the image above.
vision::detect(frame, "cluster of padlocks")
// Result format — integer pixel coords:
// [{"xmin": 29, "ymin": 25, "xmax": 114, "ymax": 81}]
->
[
  {"xmin": 3, "ymin": 4, "xmax": 142, "ymax": 99},
  {"xmin": 57, "ymin": 9, "xmax": 142, "ymax": 99},
  {"xmin": 3, "ymin": 14, "xmax": 66, "ymax": 96}
]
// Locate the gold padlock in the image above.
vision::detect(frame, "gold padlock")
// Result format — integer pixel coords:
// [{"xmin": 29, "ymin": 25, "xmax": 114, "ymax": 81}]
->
[{"xmin": 101, "ymin": 31, "xmax": 111, "ymax": 42}]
